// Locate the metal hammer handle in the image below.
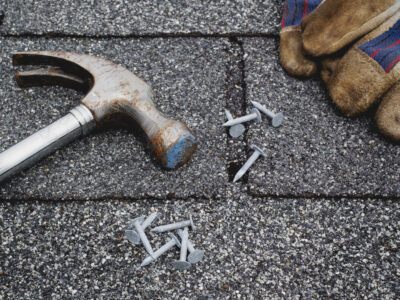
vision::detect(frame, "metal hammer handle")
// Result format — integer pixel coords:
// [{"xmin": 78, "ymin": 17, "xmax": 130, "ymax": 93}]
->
[{"xmin": 0, "ymin": 104, "xmax": 95, "ymax": 183}]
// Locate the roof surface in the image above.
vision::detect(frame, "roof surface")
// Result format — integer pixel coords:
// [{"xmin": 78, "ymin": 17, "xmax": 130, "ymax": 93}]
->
[{"xmin": 1, "ymin": 1, "xmax": 399, "ymax": 299}]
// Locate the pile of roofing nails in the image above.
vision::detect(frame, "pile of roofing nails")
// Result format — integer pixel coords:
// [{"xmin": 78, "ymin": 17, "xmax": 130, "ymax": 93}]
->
[
  {"xmin": 223, "ymin": 101, "xmax": 284, "ymax": 183},
  {"xmin": 125, "ymin": 212, "xmax": 204, "ymax": 270}
]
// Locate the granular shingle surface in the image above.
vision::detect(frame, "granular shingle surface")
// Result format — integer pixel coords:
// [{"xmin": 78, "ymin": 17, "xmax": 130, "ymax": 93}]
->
[
  {"xmin": 1, "ymin": 1, "xmax": 399, "ymax": 299},
  {"xmin": 0, "ymin": 37, "xmax": 231, "ymax": 200},
  {"xmin": 1, "ymin": 0, "xmax": 281, "ymax": 36},
  {"xmin": 1, "ymin": 197, "xmax": 399, "ymax": 299}
]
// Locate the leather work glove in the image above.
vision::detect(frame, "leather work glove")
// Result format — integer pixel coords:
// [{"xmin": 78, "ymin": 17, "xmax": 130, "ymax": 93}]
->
[
  {"xmin": 279, "ymin": 0, "xmax": 322, "ymax": 77},
  {"xmin": 301, "ymin": 0, "xmax": 400, "ymax": 57},
  {"xmin": 280, "ymin": 0, "xmax": 400, "ymax": 142},
  {"xmin": 319, "ymin": 12, "xmax": 400, "ymax": 142},
  {"xmin": 321, "ymin": 11, "xmax": 400, "ymax": 117}
]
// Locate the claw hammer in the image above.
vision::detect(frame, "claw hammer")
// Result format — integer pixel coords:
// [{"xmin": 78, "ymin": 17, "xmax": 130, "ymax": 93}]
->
[{"xmin": 0, "ymin": 51, "xmax": 197, "ymax": 183}]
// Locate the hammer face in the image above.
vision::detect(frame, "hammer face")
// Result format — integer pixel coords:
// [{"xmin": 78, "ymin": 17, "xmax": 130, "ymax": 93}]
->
[{"xmin": 151, "ymin": 121, "xmax": 197, "ymax": 169}]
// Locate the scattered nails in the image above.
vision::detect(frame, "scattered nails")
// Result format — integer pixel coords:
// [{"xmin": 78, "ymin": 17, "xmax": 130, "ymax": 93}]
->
[
  {"xmin": 223, "ymin": 108, "xmax": 262, "ymax": 127},
  {"xmin": 172, "ymin": 227, "xmax": 192, "ymax": 270},
  {"xmin": 151, "ymin": 214, "xmax": 195, "ymax": 233},
  {"xmin": 224, "ymin": 109, "xmax": 245, "ymax": 138},
  {"xmin": 126, "ymin": 213, "xmax": 203, "ymax": 269},
  {"xmin": 251, "ymin": 101, "xmax": 284, "ymax": 127},
  {"xmin": 233, "ymin": 145, "xmax": 267, "ymax": 183}
]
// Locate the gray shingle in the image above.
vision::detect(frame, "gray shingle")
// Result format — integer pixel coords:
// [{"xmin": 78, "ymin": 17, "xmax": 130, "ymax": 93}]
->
[
  {"xmin": 242, "ymin": 37, "xmax": 400, "ymax": 197},
  {"xmin": 0, "ymin": 37, "xmax": 233, "ymax": 200},
  {"xmin": 1, "ymin": 197, "xmax": 399, "ymax": 299},
  {"xmin": 1, "ymin": 0, "xmax": 282, "ymax": 36}
]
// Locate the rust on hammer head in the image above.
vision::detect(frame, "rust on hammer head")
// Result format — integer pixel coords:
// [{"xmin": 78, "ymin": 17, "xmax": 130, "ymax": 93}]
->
[
  {"xmin": 150, "ymin": 120, "xmax": 197, "ymax": 169},
  {"xmin": 12, "ymin": 51, "xmax": 198, "ymax": 169}
]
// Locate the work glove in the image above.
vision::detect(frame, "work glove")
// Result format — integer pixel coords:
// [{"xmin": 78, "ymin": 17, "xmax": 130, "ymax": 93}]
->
[
  {"xmin": 321, "ymin": 11, "xmax": 400, "ymax": 117},
  {"xmin": 279, "ymin": 0, "xmax": 322, "ymax": 77},
  {"xmin": 281, "ymin": 0, "xmax": 400, "ymax": 142},
  {"xmin": 321, "ymin": 12, "xmax": 400, "ymax": 142},
  {"xmin": 318, "ymin": 13, "xmax": 400, "ymax": 142},
  {"xmin": 301, "ymin": 0, "xmax": 400, "ymax": 57}
]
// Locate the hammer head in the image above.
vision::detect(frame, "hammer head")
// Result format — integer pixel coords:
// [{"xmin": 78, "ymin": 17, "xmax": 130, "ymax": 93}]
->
[{"xmin": 13, "ymin": 51, "xmax": 197, "ymax": 169}]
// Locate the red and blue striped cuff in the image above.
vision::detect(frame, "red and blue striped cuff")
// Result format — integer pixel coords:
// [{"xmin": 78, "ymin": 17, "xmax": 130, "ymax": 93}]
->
[
  {"xmin": 359, "ymin": 19, "xmax": 400, "ymax": 73},
  {"xmin": 281, "ymin": 0, "xmax": 322, "ymax": 28}
]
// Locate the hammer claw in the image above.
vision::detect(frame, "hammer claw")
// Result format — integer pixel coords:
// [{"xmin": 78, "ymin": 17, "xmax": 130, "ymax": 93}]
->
[
  {"xmin": 15, "ymin": 68, "xmax": 89, "ymax": 92},
  {"xmin": 13, "ymin": 52, "xmax": 94, "ymax": 84}
]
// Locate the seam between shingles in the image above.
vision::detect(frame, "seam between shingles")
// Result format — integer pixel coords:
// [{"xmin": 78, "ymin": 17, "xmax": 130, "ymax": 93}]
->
[
  {"xmin": 235, "ymin": 37, "xmax": 250, "ymax": 185},
  {"xmin": 225, "ymin": 37, "xmax": 251, "ymax": 185},
  {"xmin": 1, "ymin": 193, "xmax": 398, "ymax": 203},
  {"xmin": 248, "ymin": 193, "xmax": 400, "ymax": 201}
]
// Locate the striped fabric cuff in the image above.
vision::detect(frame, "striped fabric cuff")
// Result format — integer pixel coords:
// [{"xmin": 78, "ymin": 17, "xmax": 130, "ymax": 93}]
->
[
  {"xmin": 359, "ymin": 19, "xmax": 400, "ymax": 73},
  {"xmin": 281, "ymin": 0, "xmax": 322, "ymax": 28}
]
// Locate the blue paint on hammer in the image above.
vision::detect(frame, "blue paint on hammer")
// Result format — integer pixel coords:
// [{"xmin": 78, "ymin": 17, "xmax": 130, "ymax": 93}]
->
[{"xmin": 166, "ymin": 134, "xmax": 197, "ymax": 169}]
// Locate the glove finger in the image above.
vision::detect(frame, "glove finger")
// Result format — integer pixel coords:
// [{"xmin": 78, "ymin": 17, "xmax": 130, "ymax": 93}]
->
[
  {"xmin": 375, "ymin": 84, "xmax": 400, "ymax": 142},
  {"xmin": 302, "ymin": 0, "xmax": 400, "ymax": 57},
  {"xmin": 326, "ymin": 12, "xmax": 400, "ymax": 117},
  {"xmin": 280, "ymin": 27, "xmax": 317, "ymax": 77},
  {"xmin": 279, "ymin": 0, "xmax": 322, "ymax": 77}
]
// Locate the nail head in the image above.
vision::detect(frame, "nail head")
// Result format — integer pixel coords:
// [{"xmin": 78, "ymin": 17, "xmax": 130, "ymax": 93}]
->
[
  {"xmin": 229, "ymin": 124, "xmax": 245, "ymax": 138},
  {"xmin": 125, "ymin": 230, "xmax": 141, "ymax": 245},
  {"xmin": 188, "ymin": 249, "xmax": 204, "ymax": 264},
  {"xmin": 171, "ymin": 260, "xmax": 192, "ymax": 270},
  {"xmin": 250, "ymin": 108, "xmax": 262, "ymax": 123},
  {"xmin": 272, "ymin": 112, "xmax": 284, "ymax": 127},
  {"xmin": 250, "ymin": 145, "xmax": 267, "ymax": 158}
]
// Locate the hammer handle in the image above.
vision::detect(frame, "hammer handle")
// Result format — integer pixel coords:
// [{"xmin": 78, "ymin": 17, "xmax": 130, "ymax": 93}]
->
[{"xmin": 0, "ymin": 104, "xmax": 95, "ymax": 183}]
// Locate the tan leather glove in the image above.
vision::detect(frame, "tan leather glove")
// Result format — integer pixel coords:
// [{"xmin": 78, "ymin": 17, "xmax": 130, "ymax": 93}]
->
[
  {"xmin": 319, "ymin": 11, "xmax": 400, "ymax": 142},
  {"xmin": 302, "ymin": 0, "xmax": 400, "ymax": 57},
  {"xmin": 280, "ymin": 0, "xmax": 400, "ymax": 142},
  {"xmin": 279, "ymin": 0, "xmax": 322, "ymax": 77}
]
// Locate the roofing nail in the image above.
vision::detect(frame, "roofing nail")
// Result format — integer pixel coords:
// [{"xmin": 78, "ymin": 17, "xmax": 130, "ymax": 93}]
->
[
  {"xmin": 251, "ymin": 101, "xmax": 284, "ymax": 127},
  {"xmin": 233, "ymin": 145, "xmax": 266, "ymax": 183},
  {"xmin": 172, "ymin": 227, "xmax": 191, "ymax": 270},
  {"xmin": 140, "ymin": 233, "xmax": 181, "ymax": 267},
  {"xmin": 177, "ymin": 228, "xmax": 204, "ymax": 264},
  {"xmin": 126, "ymin": 212, "xmax": 158, "ymax": 245},
  {"xmin": 224, "ymin": 109, "xmax": 245, "ymax": 138},
  {"xmin": 131, "ymin": 216, "xmax": 155, "ymax": 257},
  {"xmin": 150, "ymin": 214, "xmax": 195, "ymax": 233},
  {"xmin": 222, "ymin": 108, "xmax": 262, "ymax": 127}
]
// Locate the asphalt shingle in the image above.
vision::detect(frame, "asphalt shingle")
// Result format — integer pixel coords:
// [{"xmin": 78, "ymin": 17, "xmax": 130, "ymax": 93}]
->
[
  {"xmin": 1, "ymin": 2, "xmax": 400, "ymax": 299},
  {"xmin": 1, "ymin": 0, "xmax": 281, "ymax": 36},
  {"xmin": 0, "ymin": 37, "xmax": 233, "ymax": 200},
  {"xmin": 1, "ymin": 197, "xmax": 399, "ymax": 299},
  {"xmin": 242, "ymin": 37, "xmax": 400, "ymax": 197}
]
